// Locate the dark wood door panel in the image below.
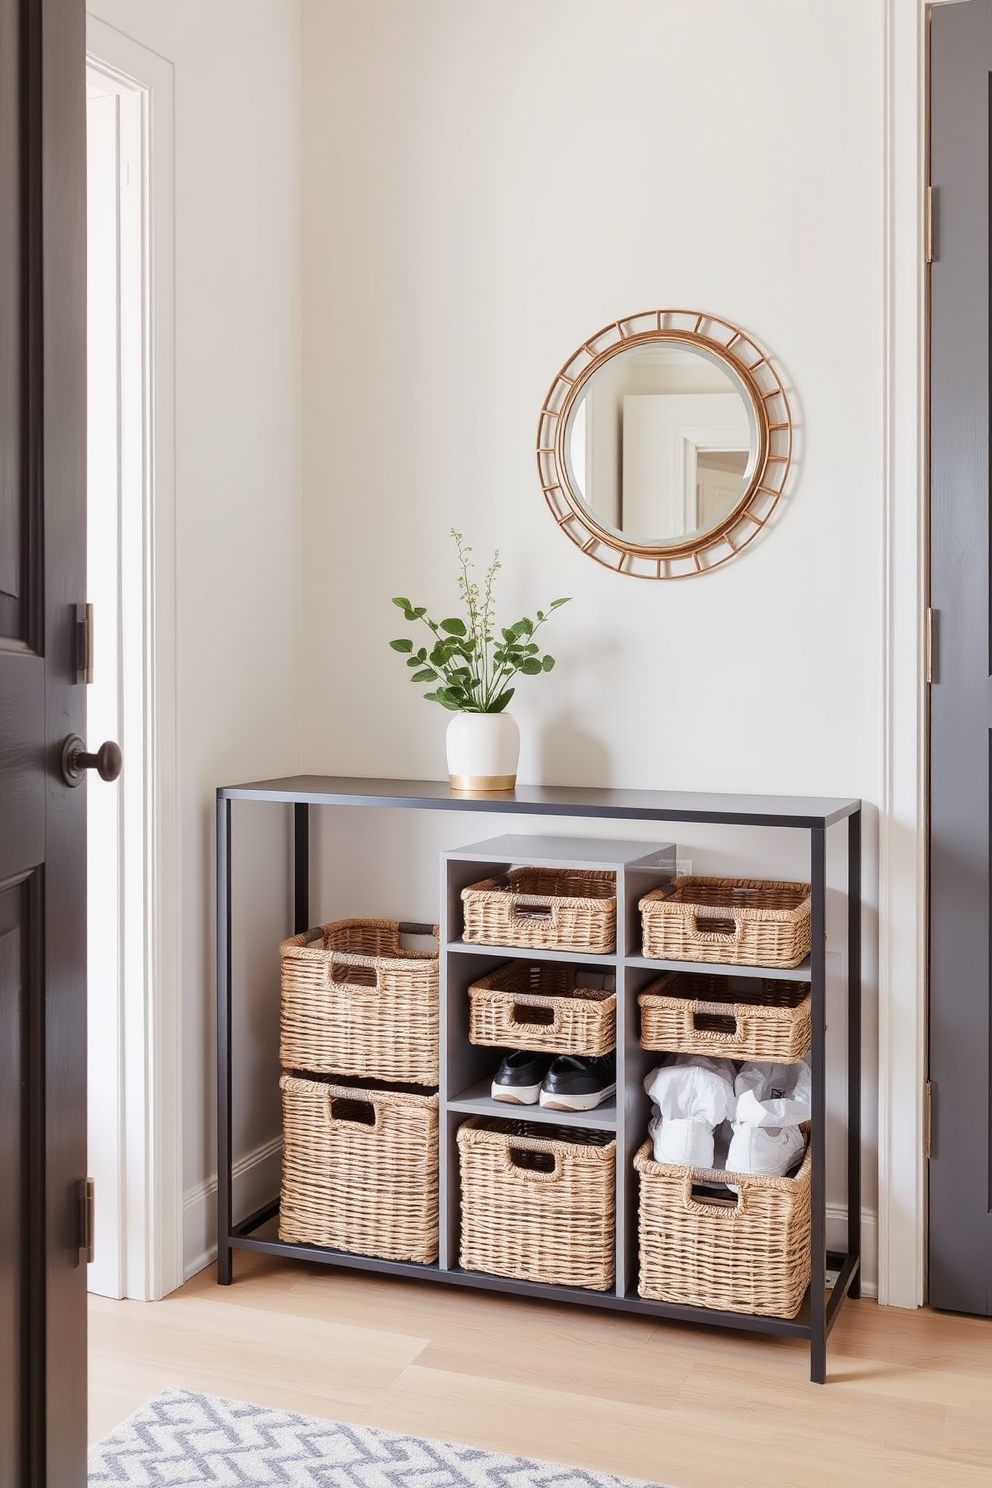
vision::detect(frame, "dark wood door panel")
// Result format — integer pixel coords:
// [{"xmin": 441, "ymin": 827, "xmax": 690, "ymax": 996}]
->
[{"xmin": 0, "ymin": 917, "xmax": 23, "ymax": 1488}]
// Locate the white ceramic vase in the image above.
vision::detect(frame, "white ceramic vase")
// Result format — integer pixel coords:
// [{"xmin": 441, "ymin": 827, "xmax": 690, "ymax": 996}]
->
[{"xmin": 445, "ymin": 711, "xmax": 519, "ymax": 792}]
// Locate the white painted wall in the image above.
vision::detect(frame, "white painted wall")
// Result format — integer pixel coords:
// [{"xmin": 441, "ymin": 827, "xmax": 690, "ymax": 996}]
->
[
  {"xmin": 86, "ymin": 1, "xmax": 304, "ymax": 1280},
  {"xmin": 300, "ymin": 0, "xmax": 887, "ymax": 1290}
]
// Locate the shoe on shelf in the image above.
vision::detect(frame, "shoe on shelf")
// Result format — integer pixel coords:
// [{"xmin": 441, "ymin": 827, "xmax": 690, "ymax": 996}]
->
[
  {"xmin": 539, "ymin": 1052, "xmax": 616, "ymax": 1112},
  {"xmin": 725, "ymin": 1121, "xmax": 807, "ymax": 1178},
  {"xmin": 491, "ymin": 1051, "xmax": 553, "ymax": 1105}
]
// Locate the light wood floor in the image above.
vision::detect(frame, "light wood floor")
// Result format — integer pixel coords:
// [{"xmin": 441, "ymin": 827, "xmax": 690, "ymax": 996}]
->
[{"xmin": 89, "ymin": 1252, "xmax": 992, "ymax": 1487}]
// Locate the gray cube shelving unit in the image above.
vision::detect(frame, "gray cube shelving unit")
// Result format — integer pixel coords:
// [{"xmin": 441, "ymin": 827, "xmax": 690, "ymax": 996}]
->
[{"xmin": 216, "ymin": 776, "xmax": 862, "ymax": 1384}]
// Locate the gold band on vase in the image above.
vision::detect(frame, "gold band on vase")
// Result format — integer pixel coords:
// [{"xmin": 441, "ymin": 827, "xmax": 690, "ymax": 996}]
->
[{"xmin": 448, "ymin": 773, "xmax": 517, "ymax": 793}]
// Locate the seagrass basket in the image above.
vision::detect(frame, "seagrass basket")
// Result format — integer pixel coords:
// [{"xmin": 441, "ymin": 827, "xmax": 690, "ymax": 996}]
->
[
  {"xmin": 461, "ymin": 868, "xmax": 616, "ymax": 954},
  {"xmin": 634, "ymin": 1137, "xmax": 811, "ymax": 1317},
  {"xmin": 280, "ymin": 919, "xmax": 439, "ymax": 1085},
  {"xmin": 639, "ymin": 877, "xmax": 811, "ymax": 968},
  {"xmin": 468, "ymin": 961, "xmax": 616, "ymax": 1057},
  {"xmin": 638, "ymin": 972, "xmax": 811, "ymax": 1061},
  {"xmin": 279, "ymin": 1074, "xmax": 439, "ymax": 1263},
  {"xmin": 457, "ymin": 1118, "xmax": 616, "ymax": 1291}
]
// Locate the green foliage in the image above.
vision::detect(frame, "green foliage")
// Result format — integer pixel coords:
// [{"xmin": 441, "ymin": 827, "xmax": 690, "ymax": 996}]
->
[{"xmin": 388, "ymin": 531, "xmax": 571, "ymax": 713}]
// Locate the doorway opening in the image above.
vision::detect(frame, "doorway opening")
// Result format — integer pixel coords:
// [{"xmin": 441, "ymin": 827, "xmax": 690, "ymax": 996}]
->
[{"xmin": 84, "ymin": 28, "xmax": 181, "ymax": 1303}]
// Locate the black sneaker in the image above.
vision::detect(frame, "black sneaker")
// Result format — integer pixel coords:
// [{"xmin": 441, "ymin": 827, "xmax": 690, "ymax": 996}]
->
[
  {"xmin": 491, "ymin": 1051, "xmax": 554, "ymax": 1105},
  {"xmin": 539, "ymin": 1052, "xmax": 617, "ymax": 1112}
]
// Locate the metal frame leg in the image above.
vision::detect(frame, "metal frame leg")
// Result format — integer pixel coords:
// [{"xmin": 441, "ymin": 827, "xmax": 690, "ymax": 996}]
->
[
  {"xmin": 810, "ymin": 825, "xmax": 827, "ymax": 1382},
  {"xmin": 294, "ymin": 802, "xmax": 310, "ymax": 933},
  {"xmin": 848, "ymin": 809, "xmax": 862, "ymax": 1298},
  {"xmin": 216, "ymin": 794, "xmax": 233, "ymax": 1284}
]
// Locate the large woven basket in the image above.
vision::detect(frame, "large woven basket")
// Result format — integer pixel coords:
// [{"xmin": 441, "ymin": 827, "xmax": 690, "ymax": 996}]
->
[
  {"xmin": 468, "ymin": 962, "xmax": 616, "ymax": 1057},
  {"xmin": 639, "ymin": 877, "xmax": 811, "ymax": 968},
  {"xmin": 279, "ymin": 1074, "xmax": 439, "ymax": 1263},
  {"xmin": 280, "ymin": 919, "xmax": 439, "ymax": 1085},
  {"xmin": 457, "ymin": 1118, "xmax": 616, "ymax": 1291},
  {"xmin": 461, "ymin": 868, "xmax": 617, "ymax": 954},
  {"xmin": 638, "ymin": 972, "xmax": 811, "ymax": 1061},
  {"xmin": 634, "ymin": 1138, "xmax": 811, "ymax": 1317}
]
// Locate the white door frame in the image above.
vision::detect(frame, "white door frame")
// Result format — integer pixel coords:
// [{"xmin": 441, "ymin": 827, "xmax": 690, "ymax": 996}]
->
[{"xmin": 86, "ymin": 16, "xmax": 181, "ymax": 1302}]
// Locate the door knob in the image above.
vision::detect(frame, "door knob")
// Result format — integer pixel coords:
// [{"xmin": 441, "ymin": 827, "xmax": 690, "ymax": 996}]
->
[{"xmin": 60, "ymin": 734, "xmax": 122, "ymax": 787}]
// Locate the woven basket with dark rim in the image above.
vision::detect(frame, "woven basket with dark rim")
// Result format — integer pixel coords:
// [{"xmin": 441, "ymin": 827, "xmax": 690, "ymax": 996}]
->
[
  {"xmin": 461, "ymin": 868, "xmax": 617, "ymax": 954},
  {"xmin": 457, "ymin": 1117, "xmax": 616, "ymax": 1291},
  {"xmin": 639, "ymin": 877, "xmax": 811, "ymax": 968},
  {"xmin": 638, "ymin": 971, "xmax": 811, "ymax": 1061},
  {"xmin": 279, "ymin": 919, "xmax": 439, "ymax": 1085},
  {"xmin": 468, "ymin": 961, "xmax": 616, "ymax": 1057},
  {"xmin": 278, "ymin": 1074, "xmax": 439, "ymax": 1263},
  {"xmin": 634, "ymin": 1137, "xmax": 811, "ymax": 1317}
]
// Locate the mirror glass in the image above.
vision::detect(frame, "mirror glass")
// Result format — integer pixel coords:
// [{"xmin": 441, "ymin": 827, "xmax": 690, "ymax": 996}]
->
[{"xmin": 563, "ymin": 341, "xmax": 758, "ymax": 547}]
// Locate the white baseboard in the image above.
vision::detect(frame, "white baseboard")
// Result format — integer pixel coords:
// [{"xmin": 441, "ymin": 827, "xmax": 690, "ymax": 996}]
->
[
  {"xmin": 183, "ymin": 1135, "xmax": 283, "ymax": 1282},
  {"xmin": 827, "ymin": 1204, "xmax": 878, "ymax": 1299}
]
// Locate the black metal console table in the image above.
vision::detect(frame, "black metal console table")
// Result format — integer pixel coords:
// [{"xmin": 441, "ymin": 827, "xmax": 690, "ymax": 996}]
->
[{"xmin": 216, "ymin": 776, "xmax": 861, "ymax": 1383}]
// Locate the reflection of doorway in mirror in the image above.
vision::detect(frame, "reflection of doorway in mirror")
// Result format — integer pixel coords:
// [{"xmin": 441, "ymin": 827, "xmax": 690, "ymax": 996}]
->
[
  {"xmin": 622, "ymin": 392, "xmax": 749, "ymax": 539},
  {"xmin": 696, "ymin": 449, "xmax": 749, "ymax": 530}
]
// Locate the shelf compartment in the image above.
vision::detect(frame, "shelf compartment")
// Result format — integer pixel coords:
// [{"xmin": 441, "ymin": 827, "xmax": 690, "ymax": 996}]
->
[
  {"xmin": 626, "ymin": 952, "xmax": 811, "ymax": 982},
  {"xmin": 447, "ymin": 1079, "xmax": 618, "ymax": 1131},
  {"xmin": 449, "ymin": 939, "xmax": 619, "ymax": 967}
]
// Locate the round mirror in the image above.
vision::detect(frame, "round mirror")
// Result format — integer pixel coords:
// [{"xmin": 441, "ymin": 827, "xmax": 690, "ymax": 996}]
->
[{"xmin": 537, "ymin": 311, "xmax": 792, "ymax": 578}]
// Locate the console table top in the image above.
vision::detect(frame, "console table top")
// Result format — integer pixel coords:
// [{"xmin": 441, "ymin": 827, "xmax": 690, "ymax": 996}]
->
[{"xmin": 217, "ymin": 775, "xmax": 860, "ymax": 829}]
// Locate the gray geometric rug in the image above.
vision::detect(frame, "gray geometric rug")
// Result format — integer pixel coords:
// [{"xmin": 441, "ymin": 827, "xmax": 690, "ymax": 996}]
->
[{"xmin": 88, "ymin": 1389, "xmax": 669, "ymax": 1488}]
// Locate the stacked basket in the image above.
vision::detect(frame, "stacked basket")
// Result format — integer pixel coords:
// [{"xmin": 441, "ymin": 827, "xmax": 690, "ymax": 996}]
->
[
  {"xmin": 277, "ymin": 918, "xmax": 440, "ymax": 1264},
  {"xmin": 634, "ymin": 876, "xmax": 813, "ymax": 1318}
]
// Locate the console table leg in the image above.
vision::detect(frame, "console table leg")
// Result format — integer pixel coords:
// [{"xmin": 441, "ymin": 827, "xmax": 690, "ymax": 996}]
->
[
  {"xmin": 810, "ymin": 824, "xmax": 827, "ymax": 1383},
  {"xmin": 848, "ymin": 808, "xmax": 862, "ymax": 1299},
  {"xmin": 217, "ymin": 794, "xmax": 234, "ymax": 1285},
  {"xmin": 294, "ymin": 802, "xmax": 310, "ymax": 934}
]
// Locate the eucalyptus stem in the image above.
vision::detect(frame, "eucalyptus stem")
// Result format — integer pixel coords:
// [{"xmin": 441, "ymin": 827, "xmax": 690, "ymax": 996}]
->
[{"xmin": 389, "ymin": 531, "xmax": 570, "ymax": 713}]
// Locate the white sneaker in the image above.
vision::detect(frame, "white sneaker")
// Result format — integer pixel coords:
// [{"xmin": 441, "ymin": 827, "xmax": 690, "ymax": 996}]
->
[
  {"xmin": 726, "ymin": 1122, "xmax": 806, "ymax": 1178},
  {"xmin": 649, "ymin": 1115, "xmax": 715, "ymax": 1167}
]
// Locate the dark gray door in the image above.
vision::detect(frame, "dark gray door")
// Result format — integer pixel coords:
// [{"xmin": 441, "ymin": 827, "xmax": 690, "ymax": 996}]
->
[
  {"xmin": 929, "ymin": 0, "xmax": 992, "ymax": 1315},
  {"xmin": 0, "ymin": 0, "xmax": 89, "ymax": 1482}
]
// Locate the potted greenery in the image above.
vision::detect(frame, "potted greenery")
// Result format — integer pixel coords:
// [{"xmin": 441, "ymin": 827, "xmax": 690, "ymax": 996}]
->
[{"xmin": 390, "ymin": 531, "xmax": 570, "ymax": 790}]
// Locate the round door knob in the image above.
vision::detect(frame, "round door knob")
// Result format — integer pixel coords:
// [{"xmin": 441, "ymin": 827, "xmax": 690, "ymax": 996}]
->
[{"xmin": 60, "ymin": 734, "xmax": 123, "ymax": 787}]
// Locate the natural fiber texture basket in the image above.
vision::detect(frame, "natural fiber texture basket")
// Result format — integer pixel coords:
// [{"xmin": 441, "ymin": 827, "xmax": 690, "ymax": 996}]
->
[
  {"xmin": 634, "ymin": 1138, "xmax": 811, "ymax": 1317},
  {"xmin": 639, "ymin": 877, "xmax": 811, "ymax": 968},
  {"xmin": 280, "ymin": 919, "xmax": 439, "ymax": 1085},
  {"xmin": 468, "ymin": 962, "xmax": 616, "ymax": 1057},
  {"xmin": 638, "ymin": 972, "xmax": 811, "ymax": 1061},
  {"xmin": 279, "ymin": 1074, "xmax": 439, "ymax": 1263},
  {"xmin": 461, "ymin": 868, "xmax": 617, "ymax": 954},
  {"xmin": 457, "ymin": 1118, "xmax": 616, "ymax": 1291}
]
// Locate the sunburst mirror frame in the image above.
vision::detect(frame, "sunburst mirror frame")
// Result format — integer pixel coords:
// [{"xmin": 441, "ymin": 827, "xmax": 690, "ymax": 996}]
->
[{"xmin": 537, "ymin": 309, "xmax": 793, "ymax": 579}]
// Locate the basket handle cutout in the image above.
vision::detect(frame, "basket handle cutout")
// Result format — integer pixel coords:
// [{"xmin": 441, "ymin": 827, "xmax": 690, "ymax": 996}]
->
[
  {"xmin": 510, "ymin": 1002, "xmax": 556, "ymax": 1028},
  {"xmin": 682, "ymin": 1168, "xmax": 746, "ymax": 1215},
  {"xmin": 511, "ymin": 897, "xmax": 554, "ymax": 922},
  {"xmin": 690, "ymin": 1004, "xmax": 740, "ymax": 1037},
  {"xmin": 508, "ymin": 1146, "xmax": 558, "ymax": 1176},
  {"xmin": 328, "ymin": 1095, "xmax": 378, "ymax": 1128},
  {"xmin": 330, "ymin": 960, "xmax": 379, "ymax": 990},
  {"xmin": 691, "ymin": 913, "xmax": 740, "ymax": 939}
]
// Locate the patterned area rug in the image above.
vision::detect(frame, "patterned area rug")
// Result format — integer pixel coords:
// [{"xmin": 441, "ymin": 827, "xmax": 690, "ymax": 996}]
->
[{"xmin": 88, "ymin": 1389, "xmax": 668, "ymax": 1488}]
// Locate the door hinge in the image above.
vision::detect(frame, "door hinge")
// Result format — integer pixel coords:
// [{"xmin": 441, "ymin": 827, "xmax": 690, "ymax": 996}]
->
[
  {"xmin": 924, "ymin": 1081, "xmax": 932, "ymax": 1159},
  {"xmin": 925, "ymin": 185, "xmax": 936, "ymax": 264},
  {"xmin": 925, "ymin": 606, "xmax": 936, "ymax": 684},
  {"xmin": 76, "ymin": 602, "xmax": 94, "ymax": 684},
  {"xmin": 79, "ymin": 1177, "xmax": 95, "ymax": 1264}
]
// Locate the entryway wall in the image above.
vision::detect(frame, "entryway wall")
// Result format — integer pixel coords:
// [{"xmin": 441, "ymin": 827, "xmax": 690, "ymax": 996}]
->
[{"xmin": 85, "ymin": 0, "xmax": 927, "ymax": 1309}]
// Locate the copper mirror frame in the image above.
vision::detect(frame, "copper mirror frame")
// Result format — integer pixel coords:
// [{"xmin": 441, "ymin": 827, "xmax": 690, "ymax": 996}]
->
[{"xmin": 536, "ymin": 310, "xmax": 793, "ymax": 579}]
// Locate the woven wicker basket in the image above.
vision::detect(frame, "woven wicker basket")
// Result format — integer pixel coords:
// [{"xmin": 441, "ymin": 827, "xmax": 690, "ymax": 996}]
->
[
  {"xmin": 634, "ymin": 1138, "xmax": 811, "ymax": 1317},
  {"xmin": 638, "ymin": 972, "xmax": 811, "ymax": 1061},
  {"xmin": 639, "ymin": 877, "xmax": 811, "ymax": 968},
  {"xmin": 280, "ymin": 919, "xmax": 439, "ymax": 1085},
  {"xmin": 278, "ymin": 1074, "xmax": 439, "ymax": 1263},
  {"xmin": 461, "ymin": 868, "xmax": 617, "ymax": 954},
  {"xmin": 457, "ymin": 1118, "xmax": 616, "ymax": 1291},
  {"xmin": 468, "ymin": 962, "xmax": 616, "ymax": 1057}
]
